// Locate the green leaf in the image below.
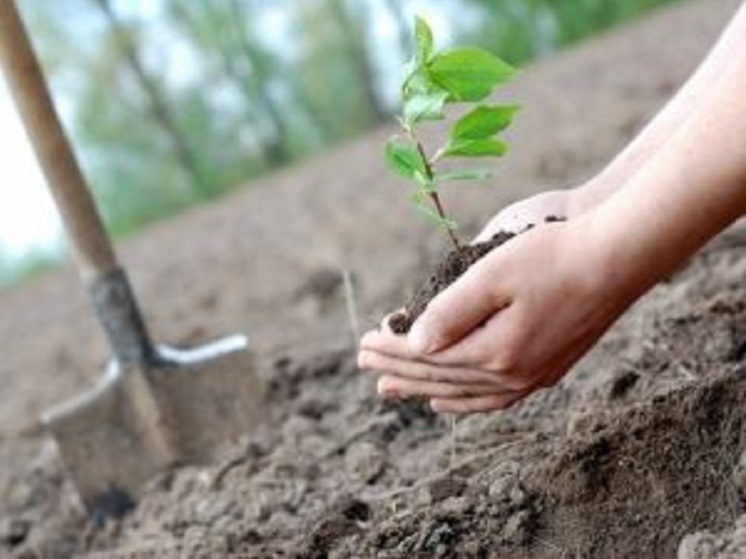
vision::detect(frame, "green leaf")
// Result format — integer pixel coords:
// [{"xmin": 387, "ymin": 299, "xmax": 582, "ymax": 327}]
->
[
  {"xmin": 451, "ymin": 105, "xmax": 519, "ymax": 141},
  {"xmin": 429, "ymin": 47, "xmax": 516, "ymax": 102},
  {"xmin": 410, "ymin": 191, "xmax": 458, "ymax": 230},
  {"xmin": 414, "ymin": 16, "xmax": 434, "ymax": 65},
  {"xmin": 404, "ymin": 91, "xmax": 449, "ymax": 126},
  {"xmin": 384, "ymin": 139, "xmax": 428, "ymax": 180},
  {"xmin": 444, "ymin": 138, "xmax": 509, "ymax": 157},
  {"xmin": 435, "ymin": 169, "xmax": 491, "ymax": 182},
  {"xmin": 402, "ymin": 68, "xmax": 442, "ymax": 101}
]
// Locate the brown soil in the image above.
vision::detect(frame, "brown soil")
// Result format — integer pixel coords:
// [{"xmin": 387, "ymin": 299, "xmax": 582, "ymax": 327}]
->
[
  {"xmin": 388, "ymin": 217, "xmax": 563, "ymax": 334},
  {"xmin": 1, "ymin": 1, "xmax": 745, "ymax": 558},
  {"xmin": 388, "ymin": 231, "xmax": 515, "ymax": 334}
]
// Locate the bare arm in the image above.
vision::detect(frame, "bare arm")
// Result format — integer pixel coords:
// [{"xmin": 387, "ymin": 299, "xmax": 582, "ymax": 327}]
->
[
  {"xmin": 484, "ymin": 2, "xmax": 746, "ymax": 237},
  {"xmin": 575, "ymin": 0, "xmax": 746, "ymax": 210},
  {"xmin": 359, "ymin": 13, "xmax": 746, "ymax": 414}
]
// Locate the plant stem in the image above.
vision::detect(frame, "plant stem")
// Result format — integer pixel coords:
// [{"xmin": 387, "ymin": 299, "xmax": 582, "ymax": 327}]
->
[
  {"xmin": 408, "ymin": 130, "xmax": 461, "ymax": 250},
  {"xmin": 429, "ymin": 191, "xmax": 461, "ymax": 249}
]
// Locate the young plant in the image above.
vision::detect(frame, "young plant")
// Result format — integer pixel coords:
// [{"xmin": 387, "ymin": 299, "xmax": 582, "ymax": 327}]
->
[{"xmin": 384, "ymin": 17, "xmax": 519, "ymax": 250}]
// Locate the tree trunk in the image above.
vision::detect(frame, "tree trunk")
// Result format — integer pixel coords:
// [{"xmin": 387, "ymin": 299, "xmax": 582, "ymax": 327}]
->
[
  {"xmin": 328, "ymin": 0, "xmax": 388, "ymax": 124},
  {"xmin": 90, "ymin": 0, "xmax": 211, "ymax": 199},
  {"xmin": 227, "ymin": 0, "xmax": 292, "ymax": 165}
]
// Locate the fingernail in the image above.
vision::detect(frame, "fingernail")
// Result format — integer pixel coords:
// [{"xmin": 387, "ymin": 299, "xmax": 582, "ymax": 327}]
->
[
  {"xmin": 408, "ymin": 321, "xmax": 432, "ymax": 354},
  {"xmin": 357, "ymin": 351, "xmax": 368, "ymax": 370},
  {"xmin": 359, "ymin": 331, "xmax": 375, "ymax": 349},
  {"xmin": 377, "ymin": 376, "xmax": 392, "ymax": 395}
]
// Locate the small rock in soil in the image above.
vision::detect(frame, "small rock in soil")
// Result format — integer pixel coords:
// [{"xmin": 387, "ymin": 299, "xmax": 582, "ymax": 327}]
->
[
  {"xmin": 0, "ymin": 517, "xmax": 31, "ymax": 547},
  {"xmin": 417, "ymin": 520, "xmax": 458, "ymax": 554},
  {"xmin": 344, "ymin": 441, "xmax": 387, "ymax": 484},
  {"xmin": 501, "ymin": 509, "xmax": 533, "ymax": 545},
  {"xmin": 488, "ymin": 474, "xmax": 528, "ymax": 507},
  {"xmin": 607, "ymin": 369, "xmax": 640, "ymax": 400},
  {"xmin": 425, "ymin": 476, "xmax": 466, "ymax": 504},
  {"xmin": 732, "ymin": 450, "xmax": 746, "ymax": 500}
]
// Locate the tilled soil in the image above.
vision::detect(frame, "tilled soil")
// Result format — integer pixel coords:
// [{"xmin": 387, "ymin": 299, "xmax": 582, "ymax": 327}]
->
[{"xmin": 1, "ymin": 1, "xmax": 744, "ymax": 558}]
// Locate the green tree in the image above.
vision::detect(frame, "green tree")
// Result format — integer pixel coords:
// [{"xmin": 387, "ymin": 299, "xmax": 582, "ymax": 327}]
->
[{"xmin": 89, "ymin": 0, "xmax": 212, "ymax": 199}]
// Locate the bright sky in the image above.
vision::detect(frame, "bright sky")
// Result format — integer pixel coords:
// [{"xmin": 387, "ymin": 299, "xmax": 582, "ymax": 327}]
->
[{"xmin": 0, "ymin": 73, "xmax": 62, "ymax": 258}]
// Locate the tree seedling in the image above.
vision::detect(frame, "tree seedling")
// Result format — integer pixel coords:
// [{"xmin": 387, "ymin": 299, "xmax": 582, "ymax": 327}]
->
[{"xmin": 384, "ymin": 17, "xmax": 519, "ymax": 250}]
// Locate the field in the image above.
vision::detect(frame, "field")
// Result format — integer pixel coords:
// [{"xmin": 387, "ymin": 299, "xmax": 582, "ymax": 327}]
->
[{"xmin": 1, "ymin": 1, "xmax": 745, "ymax": 557}]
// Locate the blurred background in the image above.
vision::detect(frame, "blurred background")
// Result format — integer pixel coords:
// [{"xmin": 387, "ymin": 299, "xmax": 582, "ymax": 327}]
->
[{"xmin": 0, "ymin": 0, "xmax": 684, "ymax": 288}]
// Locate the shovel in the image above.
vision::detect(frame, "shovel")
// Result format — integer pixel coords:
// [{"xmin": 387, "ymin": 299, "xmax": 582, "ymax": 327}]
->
[{"xmin": 0, "ymin": 0, "xmax": 265, "ymax": 519}]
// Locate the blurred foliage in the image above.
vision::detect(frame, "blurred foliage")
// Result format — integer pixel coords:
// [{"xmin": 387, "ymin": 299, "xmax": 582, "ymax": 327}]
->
[
  {"xmin": 464, "ymin": 0, "xmax": 684, "ymax": 64},
  {"xmin": 2, "ymin": 0, "xmax": 684, "ymax": 288},
  {"xmin": 0, "ymin": 247, "xmax": 63, "ymax": 288}
]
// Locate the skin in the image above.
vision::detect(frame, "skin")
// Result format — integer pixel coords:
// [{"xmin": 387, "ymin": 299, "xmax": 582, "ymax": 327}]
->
[
  {"xmin": 359, "ymin": 4, "xmax": 746, "ymax": 414},
  {"xmin": 479, "ymin": 0, "xmax": 746, "ymax": 238}
]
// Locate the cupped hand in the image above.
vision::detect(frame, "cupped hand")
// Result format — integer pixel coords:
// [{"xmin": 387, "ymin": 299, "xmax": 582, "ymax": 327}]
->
[
  {"xmin": 358, "ymin": 217, "xmax": 638, "ymax": 414},
  {"xmin": 473, "ymin": 189, "xmax": 572, "ymax": 241}
]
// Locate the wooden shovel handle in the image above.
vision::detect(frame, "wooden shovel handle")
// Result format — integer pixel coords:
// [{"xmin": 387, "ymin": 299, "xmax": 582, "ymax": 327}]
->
[{"xmin": 0, "ymin": 0, "xmax": 118, "ymax": 279}]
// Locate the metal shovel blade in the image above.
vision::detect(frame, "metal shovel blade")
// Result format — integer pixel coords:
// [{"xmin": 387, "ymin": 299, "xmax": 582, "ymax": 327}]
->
[{"xmin": 41, "ymin": 335, "xmax": 264, "ymax": 519}]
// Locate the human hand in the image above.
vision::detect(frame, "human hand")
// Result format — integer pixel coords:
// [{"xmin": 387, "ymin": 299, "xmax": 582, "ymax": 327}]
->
[
  {"xmin": 473, "ymin": 189, "xmax": 572, "ymax": 241},
  {"xmin": 472, "ymin": 181, "xmax": 611, "ymax": 242},
  {"xmin": 358, "ymin": 217, "xmax": 639, "ymax": 414}
]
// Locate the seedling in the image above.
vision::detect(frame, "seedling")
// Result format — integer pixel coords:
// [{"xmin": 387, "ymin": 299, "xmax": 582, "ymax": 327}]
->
[{"xmin": 384, "ymin": 17, "xmax": 519, "ymax": 250}]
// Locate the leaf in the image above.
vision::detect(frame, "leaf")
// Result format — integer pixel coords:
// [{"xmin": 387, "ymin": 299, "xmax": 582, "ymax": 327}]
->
[
  {"xmin": 429, "ymin": 47, "xmax": 516, "ymax": 102},
  {"xmin": 414, "ymin": 16, "xmax": 434, "ymax": 65},
  {"xmin": 404, "ymin": 91, "xmax": 449, "ymax": 126},
  {"xmin": 402, "ymin": 67, "xmax": 442, "ymax": 101},
  {"xmin": 384, "ymin": 139, "xmax": 428, "ymax": 180},
  {"xmin": 435, "ymin": 169, "xmax": 491, "ymax": 182},
  {"xmin": 451, "ymin": 105, "xmax": 519, "ymax": 141},
  {"xmin": 410, "ymin": 191, "xmax": 458, "ymax": 231},
  {"xmin": 443, "ymin": 138, "xmax": 509, "ymax": 157}
]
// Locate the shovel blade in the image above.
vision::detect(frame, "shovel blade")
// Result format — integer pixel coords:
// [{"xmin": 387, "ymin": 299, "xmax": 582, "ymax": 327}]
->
[{"xmin": 42, "ymin": 336, "xmax": 264, "ymax": 519}]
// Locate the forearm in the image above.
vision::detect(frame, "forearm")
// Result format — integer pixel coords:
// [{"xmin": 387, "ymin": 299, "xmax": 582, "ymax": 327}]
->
[
  {"xmin": 576, "ymin": 2, "xmax": 746, "ymax": 208},
  {"xmin": 589, "ymin": 47, "xmax": 746, "ymax": 298}
]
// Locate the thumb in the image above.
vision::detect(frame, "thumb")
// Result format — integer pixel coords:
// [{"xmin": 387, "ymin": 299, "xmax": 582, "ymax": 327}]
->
[{"xmin": 408, "ymin": 256, "xmax": 508, "ymax": 354}]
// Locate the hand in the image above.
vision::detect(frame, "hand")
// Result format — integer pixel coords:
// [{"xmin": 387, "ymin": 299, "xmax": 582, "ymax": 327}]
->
[
  {"xmin": 358, "ymin": 217, "xmax": 638, "ymax": 414},
  {"xmin": 472, "ymin": 183, "xmax": 610, "ymax": 242},
  {"xmin": 473, "ymin": 189, "xmax": 572, "ymax": 240}
]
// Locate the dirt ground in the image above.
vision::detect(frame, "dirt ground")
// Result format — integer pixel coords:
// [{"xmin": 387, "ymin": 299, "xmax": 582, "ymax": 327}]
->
[{"xmin": 1, "ymin": 1, "xmax": 745, "ymax": 557}]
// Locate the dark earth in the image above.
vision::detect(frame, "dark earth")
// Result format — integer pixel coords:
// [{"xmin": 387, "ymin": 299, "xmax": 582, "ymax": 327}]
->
[
  {"xmin": 388, "ymin": 231, "xmax": 515, "ymax": 334},
  {"xmin": 1, "ymin": 1, "xmax": 745, "ymax": 557},
  {"xmin": 389, "ymin": 216, "xmax": 563, "ymax": 334}
]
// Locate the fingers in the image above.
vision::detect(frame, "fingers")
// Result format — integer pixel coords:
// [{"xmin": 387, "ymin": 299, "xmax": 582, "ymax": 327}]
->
[
  {"xmin": 425, "ymin": 304, "xmax": 523, "ymax": 369},
  {"xmin": 427, "ymin": 333, "xmax": 598, "ymax": 414},
  {"xmin": 378, "ymin": 375, "xmax": 513, "ymax": 400},
  {"xmin": 473, "ymin": 191, "xmax": 570, "ymax": 242},
  {"xmin": 358, "ymin": 349, "xmax": 498, "ymax": 385},
  {"xmin": 408, "ymin": 258, "xmax": 510, "ymax": 355},
  {"xmin": 430, "ymin": 391, "xmax": 528, "ymax": 413},
  {"xmin": 360, "ymin": 329, "xmax": 413, "ymax": 359}
]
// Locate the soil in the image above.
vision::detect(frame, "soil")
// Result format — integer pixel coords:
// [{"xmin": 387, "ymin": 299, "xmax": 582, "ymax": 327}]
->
[
  {"xmin": 388, "ymin": 231, "xmax": 515, "ymax": 334},
  {"xmin": 388, "ymin": 217, "xmax": 563, "ymax": 334},
  {"xmin": 1, "ymin": 1, "xmax": 745, "ymax": 558}
]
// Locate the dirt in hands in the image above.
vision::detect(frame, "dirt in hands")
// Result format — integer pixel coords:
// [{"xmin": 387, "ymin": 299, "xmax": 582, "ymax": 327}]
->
[
  {"xmin": 389, "ymin": 216, "xmax": 564, "ymax": 335},
  {"xmin": 388, "ymin": 231, "xmax": 515, "ymax": 334}
]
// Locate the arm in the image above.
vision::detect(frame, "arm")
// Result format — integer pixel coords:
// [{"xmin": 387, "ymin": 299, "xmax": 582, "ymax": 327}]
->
[
  {"xmin": 480, "ymin": 2, "xmax": 746, "ymax": 238},
  {"xmin": 573, "ymin": 0, "xmax": 746, "ymax": 213},
  {"xmin": 359, "ymin": 27, "xmax": 746, "ymax": 414}
]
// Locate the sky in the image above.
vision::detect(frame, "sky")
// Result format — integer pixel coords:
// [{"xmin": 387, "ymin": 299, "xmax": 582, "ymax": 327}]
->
[{"xmin": 0, "ymin": 73, "xmax": 62, "ymax": 258}]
